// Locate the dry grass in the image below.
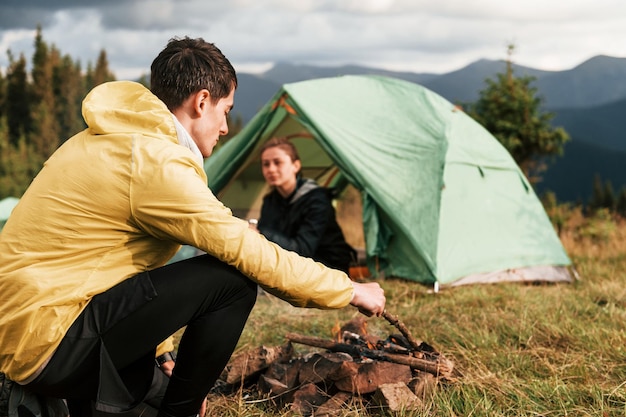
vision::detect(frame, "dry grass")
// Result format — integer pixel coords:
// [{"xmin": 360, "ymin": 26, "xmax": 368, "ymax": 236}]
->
[{"xmin": 196, "ymin": 207, "xmax": 626, "ymax": 416}]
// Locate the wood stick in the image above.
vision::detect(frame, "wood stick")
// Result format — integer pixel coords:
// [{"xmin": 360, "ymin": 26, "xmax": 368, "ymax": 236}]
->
[
  {"xmin": 381, "ymin": 310, "xmax": 423, "ymax": 352},
  {"xmin": 285, "ymin": 333, "xmax": 453, "ymax": 378}
]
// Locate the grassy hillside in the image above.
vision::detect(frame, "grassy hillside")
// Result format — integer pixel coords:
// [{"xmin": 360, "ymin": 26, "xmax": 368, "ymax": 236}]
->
[{"xmin": 191, "ymin": 209, "xmax": 626, "ymax": 416}]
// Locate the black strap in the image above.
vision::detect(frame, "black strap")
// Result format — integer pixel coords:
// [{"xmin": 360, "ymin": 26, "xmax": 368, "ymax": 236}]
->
[{"xmin": 155, "ymin": 351, "xmax": 176, "ymax": 367}]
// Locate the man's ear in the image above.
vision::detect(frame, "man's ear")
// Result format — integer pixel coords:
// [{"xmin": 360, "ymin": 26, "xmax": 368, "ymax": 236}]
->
[{"xmin": 193, "ymin": 89, "xmax": 211, "ymax": 117}]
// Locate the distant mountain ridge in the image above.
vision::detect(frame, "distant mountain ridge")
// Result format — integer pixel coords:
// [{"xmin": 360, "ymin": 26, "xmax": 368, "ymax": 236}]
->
[
  {"xmin": 552, "ymin": 98, "xmax": 626, "ymax": 152},
  {"xmin": 233, "ymin": 55, "xmax": 626, "ymax": 204}
]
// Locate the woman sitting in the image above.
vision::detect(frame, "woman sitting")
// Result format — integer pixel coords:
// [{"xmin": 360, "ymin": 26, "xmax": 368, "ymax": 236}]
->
[{"xmin": 255, "ymin": 137, "xmax": 356, "ymax": 274}]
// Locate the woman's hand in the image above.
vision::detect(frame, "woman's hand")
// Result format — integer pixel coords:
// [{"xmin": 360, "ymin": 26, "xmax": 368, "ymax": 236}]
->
[
  {"xmin": 247, "ymin": 218, "xmax": 259, "ymax": 232},
  {"xmin": 158, "ymin": 359, "xmax": 175, "ymax": 377},
  {"xmin": 199, "ymin": 398, "xmax": 207, "ymax": 417},
  {"xmin": 156, "ymin": 352, "xmax": 177, "ymax": 376},
  {"xmin": 349, "ymin": 281, "xmax": 386, "ymax": 317}
]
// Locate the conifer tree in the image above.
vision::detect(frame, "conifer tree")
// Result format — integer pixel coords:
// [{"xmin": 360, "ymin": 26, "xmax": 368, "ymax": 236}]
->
[
  {"xmin": 53, "ymin": 54, "xmax": 86, "ymax": 142},
  {"xmin": 588, "ymin": 174, "xmax": 605, "ymax": 212},
  {"xmin": 616, "ymin": 187, "xmax": 626, "ymax": 218},
  {"xmin": 0, "ymin": 66, "xmax": 5, "ymax": 121},
  {"xmin": 85, "ymin": 62, "xmax": 95, "ymax": 93},
  {"xmin": 467, "ymin": 44, "xmax": 569, "ymax": 183},
  {"xmin": 603, "ymin": 180, "xmax": 615, "ymax": 212},
  {"xmin": 5, "ymin": 51, "xmax": 30, "ymax": 147},
  {"xmin": 91, "ymin": 50, "xmax": 116, "ymax": 88},
  {"xmin": 137, "ymin": 74, "xmax": 150, "ymax": 88},
  {"xmin": 30, "ymin": 26, "xmax": 60, "ymax": 158},
  {"xmin": 0, "ymin": 118, "xmax": 43, "ymax": 199}
]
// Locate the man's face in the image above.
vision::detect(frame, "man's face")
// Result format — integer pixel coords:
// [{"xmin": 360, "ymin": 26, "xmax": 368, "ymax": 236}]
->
[{"xmin": 191, "ymin": 87, "xmax": 235, "ymax": 157}]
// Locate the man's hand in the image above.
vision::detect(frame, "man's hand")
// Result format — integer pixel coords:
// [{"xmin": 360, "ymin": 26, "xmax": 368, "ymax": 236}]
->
[
  {"xmin": 349, "ymin": 281, "xmax": 386, "ymax": 317},
  {"xmin": 157, "ymin": 357, "xmax": 207, "ymax": 416}
]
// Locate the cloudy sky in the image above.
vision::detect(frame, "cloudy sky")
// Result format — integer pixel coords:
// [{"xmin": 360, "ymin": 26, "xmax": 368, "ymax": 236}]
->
[{"xmin": 1, "ymin": 0, "xmax": 625, "ymax": 80}]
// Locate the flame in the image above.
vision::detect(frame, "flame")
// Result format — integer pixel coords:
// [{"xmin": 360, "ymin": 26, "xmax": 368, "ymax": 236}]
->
[
  {"xmin": 331, "ymin": 321, "xmax": 341, "ymax": 341},
  {"xmin": 359, "ymin": 320, "xmax": 368, "ymax": 336}
]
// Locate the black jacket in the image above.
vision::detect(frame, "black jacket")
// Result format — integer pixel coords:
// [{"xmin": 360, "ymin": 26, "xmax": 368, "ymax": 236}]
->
[{"xmin": 258, "ymin": 178, "xmax": 355, "ymax": 273}]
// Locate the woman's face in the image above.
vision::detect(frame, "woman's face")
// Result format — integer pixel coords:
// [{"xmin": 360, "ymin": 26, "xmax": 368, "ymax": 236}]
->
[{"xmin": 261, "ymin": 146, "xmax": 301, "ymax": 193}]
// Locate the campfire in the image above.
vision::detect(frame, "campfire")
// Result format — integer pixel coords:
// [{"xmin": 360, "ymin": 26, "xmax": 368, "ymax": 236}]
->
[{"xmin": 210, "ymin": 312, "xmax": 457, "ymax": 415}]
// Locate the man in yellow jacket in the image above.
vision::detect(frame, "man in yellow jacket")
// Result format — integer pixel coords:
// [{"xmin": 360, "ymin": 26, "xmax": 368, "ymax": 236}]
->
[{"xmin": 0, "ymin": 37, "xmax": 385, "ymax": 417}]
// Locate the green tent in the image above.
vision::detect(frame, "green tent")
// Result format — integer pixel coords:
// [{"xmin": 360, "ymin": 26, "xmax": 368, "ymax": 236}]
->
[
  {"xmin": 0, "ymin": 197, "xmax": 19, "ymax": 232},
  {"xmin": 206, "ymin": 75, "xmax": 573, "ymax": 288}
]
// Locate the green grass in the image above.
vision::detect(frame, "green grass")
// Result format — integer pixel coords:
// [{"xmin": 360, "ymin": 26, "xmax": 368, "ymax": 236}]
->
[{"xmin": 199, "ymin": 212, "xmax": 626, "ymax": 416}]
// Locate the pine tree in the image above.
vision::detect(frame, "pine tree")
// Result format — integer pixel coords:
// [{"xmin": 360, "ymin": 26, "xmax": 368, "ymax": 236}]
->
[
  {"xmin": 137, "ymin": 74, "xmax": 150, "ymax": 88},
  {"xmin": 588, "ymin": 174, "xmax": 605, "ymax": 212},
  {"xmin": 92, "ymin": 50, "xmax": 116, "ymax": 88},
  {"xmin": 467, "ymin": 44, "xmax": 569, "ymax": 183},
  {"xmin": 5, "ymin": 51, "xmax": 30, "ymax": 147},
  {"xmin": 615, "ymin": 187, "xmax": 626, "ymax": 218},
  {"xmin": 603, "ymin": 180, "xmax": 615, "ymax": 212},
  {"xmin": 30, "ymin": 26, "xmax": 60, "ymax": 158},
  {"xmin": 53, "ymin": 53, "xmax": 86, "ymax": 142},
  {"xmin": 0, "ymin": 65, "xmax": 5, "ymax": 121},
  {"xmin": 85, "ymin": 62, "xmax": 95, "ymax": 93},
  {"xmin": 0, "ymin": 118, "xmax": 43, "ymax": 199}
]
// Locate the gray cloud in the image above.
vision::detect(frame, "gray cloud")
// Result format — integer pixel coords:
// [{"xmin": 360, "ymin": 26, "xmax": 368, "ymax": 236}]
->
[
  {"xmin": 0, "ymin": 0, "xmax": 130, "ymax": 29},
  {"xmin": 1, "ymin": 0, "xmax": 626, "ymax": 80}
]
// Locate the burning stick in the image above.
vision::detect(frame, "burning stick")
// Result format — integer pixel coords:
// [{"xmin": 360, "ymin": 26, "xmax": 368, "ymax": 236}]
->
[
  {"xmin": 382, "ymin": 310, "xmax": 423, "ymax": 352},
  {"xmin": 285, "ymin": 332, "xmax": 454, "ymax": 378}
]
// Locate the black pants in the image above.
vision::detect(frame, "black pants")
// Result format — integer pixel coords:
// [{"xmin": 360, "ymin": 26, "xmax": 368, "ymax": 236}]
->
[{"xmin": 26, "ymin": 254, "xmax": 258, "ymax": 417}]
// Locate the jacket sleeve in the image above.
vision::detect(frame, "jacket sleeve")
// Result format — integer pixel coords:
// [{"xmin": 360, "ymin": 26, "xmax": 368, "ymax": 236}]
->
[
  {"xmin": 156, "ymin": 339, "xmax": 175, "ymax": 357},
  {"xmin": 259, "ymin": 190, "xmax": 333, "ymax": 258},
  {"xmin": 130, "ymin": 152, "xmax": 354, "ymax": 310}
]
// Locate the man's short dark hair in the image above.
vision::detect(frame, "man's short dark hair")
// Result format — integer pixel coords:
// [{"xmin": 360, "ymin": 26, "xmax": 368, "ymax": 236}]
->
[{"xmin": 150, "ymin": 36, "xmax": 238, "ymax": 111}]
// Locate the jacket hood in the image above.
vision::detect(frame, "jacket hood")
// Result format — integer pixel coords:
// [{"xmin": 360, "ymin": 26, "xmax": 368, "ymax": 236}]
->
[
  {"xmin": 82, "ymin": 80, "xmax": 177, "ymax": 142},
  {"xmin": 289, "ymin": 178, "xmax": 320, "ymax": 205}
]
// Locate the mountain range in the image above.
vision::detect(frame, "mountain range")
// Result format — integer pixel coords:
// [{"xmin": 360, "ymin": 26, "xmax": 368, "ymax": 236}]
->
[{"xmin": 232, "ymin": 55, "xmax": 626, "ymax": 204}]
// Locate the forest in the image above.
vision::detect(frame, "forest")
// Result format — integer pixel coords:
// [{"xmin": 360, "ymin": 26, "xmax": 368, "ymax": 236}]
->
[{"xmin": 0, "ymin": 27, "xmax": 121, "ymax": 199}]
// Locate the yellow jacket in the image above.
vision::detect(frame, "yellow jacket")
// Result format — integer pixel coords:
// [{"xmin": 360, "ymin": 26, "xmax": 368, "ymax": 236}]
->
[{"xmin": 0, "ymin": 81, "xmax": 353, "ymax": 382}]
